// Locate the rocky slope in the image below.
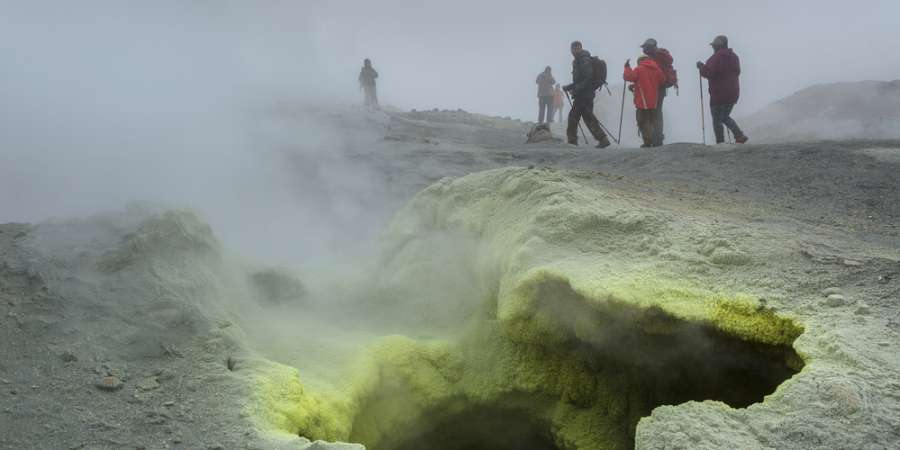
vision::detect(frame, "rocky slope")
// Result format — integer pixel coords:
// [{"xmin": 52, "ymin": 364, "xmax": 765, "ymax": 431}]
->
[
  {"xmin": 2, "ymin": 106, "xmax": 899, "ymax": 449},
  {"xmin": 742, "ymin": 80, "xmax": 900, "ymax": 143}
]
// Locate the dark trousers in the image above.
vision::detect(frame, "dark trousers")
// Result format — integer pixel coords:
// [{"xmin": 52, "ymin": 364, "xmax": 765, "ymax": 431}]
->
[
  {"xmin": 566, "ymin": 95, "xmax": 607, "ymax": 145},
  {"xmin": 636, "ymin": 109, "xmax": 657, "ymax": 147},
  {"xmin": 538, "ymin": 96, "xmax": 553, "ymax": 123},
  {"xmin": 710, "ymin": 103, "xmax": 744, "ymax": 143},
  {"xmin": 363, "ymin": 85, "xmax": 378, "ymax": 108},
  {"xmin": 653, "ymin": 88, "xmax": 666, "ymax": 146}
]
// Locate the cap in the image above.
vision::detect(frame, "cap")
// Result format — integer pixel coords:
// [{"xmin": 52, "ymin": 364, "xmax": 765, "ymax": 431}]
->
[
  {"xmin": 710, "ymin": 35, "xmax": 728, "ymax": 47},
  {"xmin": 640, "ymin": 38, "xmax": 658, "ymax": 48}
]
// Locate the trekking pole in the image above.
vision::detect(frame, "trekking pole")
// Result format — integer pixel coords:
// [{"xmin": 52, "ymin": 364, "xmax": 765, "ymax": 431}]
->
[
  {"xmin": 699, "ymin": 71, "xmax": 707, "ymax": 145},
  {"xmin": 596, "ymin": 120, "xmax": 619, "ymax": 144},
  {"xmin": 618, "ymin": 83, "xmax": 627, "ymax": 145},
  {"xmin": 565, "ymin": 91, "xmax": 590, "ymax": 146},
  {"xmin": 604, "ymin": 83, "xmax": 613, "ymax": 96}
]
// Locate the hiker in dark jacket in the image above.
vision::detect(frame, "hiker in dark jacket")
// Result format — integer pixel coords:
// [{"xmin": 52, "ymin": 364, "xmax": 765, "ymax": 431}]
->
[
  {"xmin": 697, "ymin": 36, "xmax": 748, "ymax": 143},
  {"xmin": 536, "ymin": 66, "xmax": 556, "ymax": 123},
  {"xmin": 358, "ymin": 58, "xmax": 379, "ymax": 109},
  {"xmin": 562, "ymin": 41, "xmax": 611, "ymax": 148},
  {"xmin": 640, "ymin": 38, "xmax": 677, "ymax": 146}
]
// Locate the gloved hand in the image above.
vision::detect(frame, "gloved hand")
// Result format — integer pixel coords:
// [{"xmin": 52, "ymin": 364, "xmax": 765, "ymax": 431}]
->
[
  {"xmin": 628, "ymin": 84, "xmax": 635, "ymax": 92},
  {"xmin": 562, "ymin": 84, "xmax": 573, "ymax": 92},
  {"xmin": 696, "ymin": 61, "xmax": 704, "ymax": 70}
]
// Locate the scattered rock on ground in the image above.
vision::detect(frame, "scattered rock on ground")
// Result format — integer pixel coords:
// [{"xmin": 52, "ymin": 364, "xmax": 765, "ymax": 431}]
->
[
  {"xmin": 59, "ymin": 351, "xmax": 78, "ymax": 362},
  {"xmin": 825, "ymin": 294, "xmax": 846, "ymax": 307},
  {"xmin": 137, "ymin": 377, "xmax": 160, "ymax": 392},
  {"xmin": 96, "ymin": 376, "xmax": 124, "ymax": 391},
  {"xmin": 526, "ymin": 123, "xmax": 562, "ymax": 144},
  {"xmin": 822, "ymin": 287, "xmax": 843, "ymax": 296}
]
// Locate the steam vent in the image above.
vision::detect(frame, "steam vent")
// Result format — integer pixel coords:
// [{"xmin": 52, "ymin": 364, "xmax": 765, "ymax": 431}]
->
[
  {"xmin": 251, "ymin": 168, "xmax": 813, "ymax": 450},
  {"xmin": 7, "ymin": 124, "xmax": 900, "ymax": 449},
  {"xmin": 5, "ymin": 2, "xmax": 900, "ymax": 448}
]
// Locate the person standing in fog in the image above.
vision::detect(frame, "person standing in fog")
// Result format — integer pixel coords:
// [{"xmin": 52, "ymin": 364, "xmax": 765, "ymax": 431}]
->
[
  {"xmin": 563, "ymin": 41, "xmax": 611, "ymax": 148},
  {"xmin": 623, "ymin": 56, "xmax": 666, "ymax": 148},
  {"xmin": 552, "ymin": 84, "xmax": 565, "ymax": 123},
  {"xmin": 536, "ymin": 66, "xmax": 556, "ymax": 123},
  {"xmin": 639, "ymin": 38, "xmax": 678, "ymax": 146},
  {"xmin": 697, "ymin": 36, "xmax": 748, "ymax": 144},
  {"xmin": 359, "ymin": 58, "xmax": 379, "ymax": 110}
]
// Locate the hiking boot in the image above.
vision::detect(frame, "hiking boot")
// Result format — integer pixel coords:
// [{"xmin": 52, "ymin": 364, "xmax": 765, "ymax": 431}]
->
[
  {"xmin": 595, "ymin": 135, "xmax": 611, "ymax": 149},
  {"xmin": 734, "ymin": 134, "xmax": 749, "ymax": 144}
]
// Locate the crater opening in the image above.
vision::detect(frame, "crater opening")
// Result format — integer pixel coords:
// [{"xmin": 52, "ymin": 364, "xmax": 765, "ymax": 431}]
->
[
  {"xmin": 572, "ymin": 304, "xmax": 804, "ymax": 410},
  {"xmin": 344, "ymin": 288, "xmax": 804, "ymax": 450},
  {"xmin": 387, "ymin": 403, "xmax": 558, "ymax": 450}
]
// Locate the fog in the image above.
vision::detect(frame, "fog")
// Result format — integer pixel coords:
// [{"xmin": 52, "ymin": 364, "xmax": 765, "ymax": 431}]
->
[
  {"xmin": 319, "ymin": 0, "xmax": 900, "ymax": 116},
  {"xmin": 1, "ymin": 2, "xmax": 356, "ymax": 265},
  {"xmin": 2, "ymin": 0, "xmax": 899, "ymax": 263}
]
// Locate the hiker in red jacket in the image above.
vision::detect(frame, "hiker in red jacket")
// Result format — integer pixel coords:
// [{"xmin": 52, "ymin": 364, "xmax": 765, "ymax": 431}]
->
[
  {"xmin": 624, "ymin": 56, "xmax": 666, "ymax": 148},
  {"xmin": 640, "ymin": 39, "xmax": 678, "ymax": 146},
  {"xmin": 697, "ymin": 35, "xmax": 748, "ymax": 144}
]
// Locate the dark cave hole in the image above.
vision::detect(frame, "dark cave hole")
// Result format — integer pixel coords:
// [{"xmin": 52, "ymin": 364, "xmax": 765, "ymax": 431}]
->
[
  {"xmin": 355, "ymin": 296, "xmax": 804, "ymax": 450},
  {"xmin": 390, "ymin": 405, "xmax": 558, "ymax": 450},
  {"xmin": 576, "ymin": 305, "xmax": 804, "ymax": 411}
]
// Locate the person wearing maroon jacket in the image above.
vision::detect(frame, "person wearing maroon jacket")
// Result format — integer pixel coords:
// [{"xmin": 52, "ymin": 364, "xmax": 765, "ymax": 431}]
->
[
  {"xmin": 640, "ymin": 38, "xmax": 677, "ymax": 146},
  {"xmin": 697, "ymin": 35, "xmax": 748, "ymax": 144},
  {"xmin": 623, "ymin": 56, "xmax": 666, "ymax": 148}
]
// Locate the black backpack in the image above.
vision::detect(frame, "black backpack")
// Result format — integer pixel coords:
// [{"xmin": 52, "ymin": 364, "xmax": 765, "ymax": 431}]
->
[{"xmin": 591, "ymin": 56, "xmax": 607, "ymax": 90}]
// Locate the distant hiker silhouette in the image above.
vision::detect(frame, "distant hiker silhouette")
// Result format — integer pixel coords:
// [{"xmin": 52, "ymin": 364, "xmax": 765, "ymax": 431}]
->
[
  {"xmin": 553, "ymin": 84, "xmax": 564, "ymax": 122},
  {"xmin": 359, "ymin": 58, "xmax": 380, "ymax": 110},
  {"xmin": 536, "ymin": 66, "xmax": 556, "ymax": 123}
]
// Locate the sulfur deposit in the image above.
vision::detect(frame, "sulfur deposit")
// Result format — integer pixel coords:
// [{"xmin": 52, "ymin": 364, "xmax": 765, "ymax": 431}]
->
[
  {"xmin": 3, "ymin": 111, "xmax": 900, "ymax": 449},
  {"xmin": 249, "ymin": 167, "xmax": 864, "ymax": 450}
]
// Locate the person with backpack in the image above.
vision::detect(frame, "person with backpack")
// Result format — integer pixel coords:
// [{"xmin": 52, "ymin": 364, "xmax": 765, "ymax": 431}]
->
[
  {"xmin": 536, "ymin": 66, "xmax": 556, "ymax": 123},
  {"xmin": 358, "ymin": 58, "xmax": 379, "ymax": 110},
  {"xmin": 640, "ymin": 39, "xmax": 677, "ymax": 146},
  {"xmin": 623, "ymin": 56, "xmax": 666, "ymax": 148},
  {"xmin": 697, "ymin": 35, "xmax": 748, "ymax": 144},
  {"xmin": 552, "ymin": 84, "xmax": 565, "ymax": 122},
  {"xmin": 562, "ymin": 41, "xmax": 611, "ymax": 148}
]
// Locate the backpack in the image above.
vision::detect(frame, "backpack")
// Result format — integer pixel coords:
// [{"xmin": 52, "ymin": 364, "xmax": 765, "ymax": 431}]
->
[
  {"xmin": 591, "ymin": 56, "xmax": 607, "ymax": 90},
  {"xmin": 656, "ymin": 48, "xmax": 678, "ymax": 88}
]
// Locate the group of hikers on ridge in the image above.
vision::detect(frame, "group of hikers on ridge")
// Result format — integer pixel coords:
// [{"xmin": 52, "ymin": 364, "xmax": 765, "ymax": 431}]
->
[
  {"xmin": 537, "ymin": 34, "xmax": 747, "ymax": 147},
  {"xmin": 358, "ymin": 33, "xmax": 747, "ymax": 147}
]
